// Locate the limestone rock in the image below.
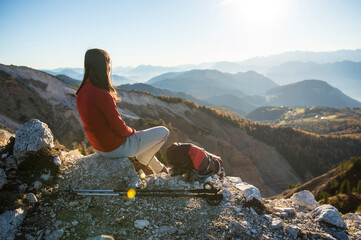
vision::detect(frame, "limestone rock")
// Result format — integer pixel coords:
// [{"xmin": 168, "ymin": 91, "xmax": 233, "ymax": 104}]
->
[
  {"xmin": 14, "ymin": 119, "xmax": 54, "ymax": 160},
  {"xmin": 0, "ymin": 168, "xmax": 7, "ymax": 190},
  {"xmin": 290, "ymin": 190, "xmax": 319, "ymax": 210},
  {"xmin": 70, "ymin": 154, "xmax": 138, "ymax": 189},
  {"xmin": 26, "ymin": 193, "xmax": 38, "ymax": 204},
  {"xmin": 154, "ymin": 226, "xmax": 177, "ymax": 235},
  {"xmin": 233, "ymin": 181, "xmax": 264, "ymax": 203},
  {"xmin": 270, "ymin": 219, "xmax": 283, "ymax": 229},
  {"xmin": 0, "ymin": 208, "xmax": 27, "ymax": 240},
  {"xmin": 53, "ymin": 156, "xmax": 61, "ymax": 166},
  {"xmin": 286, "ymin": 225, "xmax": 300, "ymax": 239},
  {"xmin": 312, "ymin": 204, "xmax": 346, "ymax": 229},
  {"xmin": 134, "ymin": 219, "xmax": 150, "ymax": 229}
]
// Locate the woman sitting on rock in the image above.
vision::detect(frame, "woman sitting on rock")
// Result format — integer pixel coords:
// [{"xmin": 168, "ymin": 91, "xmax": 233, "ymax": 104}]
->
[{"xmin": 76, "ymin": 48, "xmax": 170, "ymax": 174}]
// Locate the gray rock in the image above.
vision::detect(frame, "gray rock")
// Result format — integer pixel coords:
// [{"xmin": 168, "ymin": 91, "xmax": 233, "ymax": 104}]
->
[
  {"xmin": 0, "ymin": 208, "xmax": 27, "ymax": 240},
  {"xmin": 0, "ymin": 168, "xmax": 7, "ymax": 190},
  {"xmin": 286, "ymin": 225, "xmax": 300, "ymax": 239},
  {"xmin": 44, "ymin": 229, "xmax": 64, "ymax": 240},
  {"xmin": 53, "ymin": 156, "xmax": 61, "ymax": 166},
  {"xmin": 229, "ymin": 221, "xmax": 248, "ymax": 236},
  {"xmin": 222, "ymin": 188, "xmax": 231, "ymax": 201},
  {"xmin": 18, "ymin": 183, "xmax": 28, "ymax": 192},
  {"xmin": 86, "ymin": 235, "xmax": 115, "ymax": 240},
  {"xmin": 229, "ymin": 178, "xmax": 264, "ymax": 203},
  {"xmin": 33, "ymin": 181, "xmax": 42, "ymax": 190},
  {"xmin": 53, "ymin": 220, "xmax": 62, "ymax": 228},
  {"xmin": 70, "ymin": 154, "xmax": 138, "ymax": 189},
  {"xmin": 290, "ymin": 190, "xmax": 319, "ymax": 210},
  {"xmin": 274, "ymin": 207, "xmax": 296, "ymax": 217},
  {"xmin": 270, "ymin": 219, "xmax": 283, "ymax": 229},
  {"xmin": 312, "ymin": 204, "xmax": 346, "ymax": 229},
  {"xmin": 134, "ymin": 219, "xmax": 150, "ymax": 229},
  {"xmin": 26, "ymin": 193, "xmax": 38, "ymax": 204},
  {"xmin": 332, "ymin": 231, "xmax": 349, "ymax": 240},
  {"xmin": 154, "ymin": 226, "xmax": 177, "ymax": 235},
  {"xmin": 14, "ymin": 119, "xmax": 54, "ymax": 160}
]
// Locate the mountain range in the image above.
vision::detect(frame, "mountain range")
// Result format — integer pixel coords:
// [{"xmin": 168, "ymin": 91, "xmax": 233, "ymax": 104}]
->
[
  {"xmin": 267, "ymin": 61, "xmax": 361, "ymax": 101},
  {"xmin": 146, "ymin": 69, "xmax": 361, "ymax": 114},
  {"xmin": 42, "ymin": 49, "xmax": 361, "ymax": 78},
  {"xmin": 148, "ymin": 69, "xmax": 278, "ymax": 97}
]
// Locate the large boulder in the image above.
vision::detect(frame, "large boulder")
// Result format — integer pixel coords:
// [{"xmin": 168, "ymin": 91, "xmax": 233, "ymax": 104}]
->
[
  {"xmin": 67, "ymin": 153, "xmax": 138, "ymax": 190},
  {"xmin": 13, "ymin": 119, "xmax": 54, "ymax": 160},
  {"xmin": 290, "ymin": 190, "xmax": 319, "ymax": 210},
  {"xmin": 0, "ymin": 208, "xmax": 27, "ymax": 240},
  {"xmin": 312, "ymin": 204, "xmax": 346, "ymax": 229}
]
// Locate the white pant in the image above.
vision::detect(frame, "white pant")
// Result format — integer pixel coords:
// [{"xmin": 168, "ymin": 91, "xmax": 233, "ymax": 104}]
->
[{"xmin": 95, "ymin": 126, "xmax": 170, "ymax": 173}]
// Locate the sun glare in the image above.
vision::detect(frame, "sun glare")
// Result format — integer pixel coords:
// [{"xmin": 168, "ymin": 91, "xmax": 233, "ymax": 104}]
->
[{"xmin": 226, "ymin": 0, "xmax": 289, "ymax": 29}]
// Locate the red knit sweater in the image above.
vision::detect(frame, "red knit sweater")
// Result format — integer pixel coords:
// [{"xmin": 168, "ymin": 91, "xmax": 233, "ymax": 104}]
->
[{"xmin": 76, "ymin": 80, "xmax": 135, "ymax": 152}]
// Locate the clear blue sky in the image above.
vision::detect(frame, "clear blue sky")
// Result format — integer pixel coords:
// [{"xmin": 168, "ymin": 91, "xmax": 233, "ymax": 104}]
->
[{"xmin": 0, "ymin": 0, "xmax": 361, "ymax": 69}]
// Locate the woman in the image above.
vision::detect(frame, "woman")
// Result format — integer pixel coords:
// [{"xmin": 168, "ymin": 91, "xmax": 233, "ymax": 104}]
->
[{"xmin": 76, "ymin": 48, "xmax": 170, "ymax": 174}]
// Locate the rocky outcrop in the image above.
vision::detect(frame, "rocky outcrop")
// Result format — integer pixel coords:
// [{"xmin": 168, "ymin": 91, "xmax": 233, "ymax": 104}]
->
[
  {"xmin": 13, "ymin": 119, "xmax": 54, "ymax": 160},
  {"xmin": 65, "ymin": 153, "xmax": 138, "ymax": 190},
  {"xmin": 1, "ymin": 119, "xmax": 360, "ymax": 239},
  {"xmin": 0, "ymin": 208, "xmax": 27, "ymax": 239}
]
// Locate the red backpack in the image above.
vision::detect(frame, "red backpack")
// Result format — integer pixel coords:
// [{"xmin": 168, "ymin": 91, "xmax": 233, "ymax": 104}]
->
[{"xmin": 166, "ymin": 143, "xmax": 225, "ymax": 178}]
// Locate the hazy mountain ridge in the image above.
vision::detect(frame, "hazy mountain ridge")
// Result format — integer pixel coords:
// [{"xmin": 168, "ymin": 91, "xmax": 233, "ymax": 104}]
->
[
  {"xmin": 239, "ymin": 49, "xmax": 361, "ymax": 73},
  {"xmin": 265, "ymin": 80, "xmax": 361, "ymax": 108},
  {"xmin": 148, "ymin": 69, "xmax": 277, "ymax": 97},
  {"xmin": 42, "ymin": 68, "xmax": 133, "ymax": 85},
  {"xmin": 267, "ymin": 60, "xmax": 361, "ymax": 100}
]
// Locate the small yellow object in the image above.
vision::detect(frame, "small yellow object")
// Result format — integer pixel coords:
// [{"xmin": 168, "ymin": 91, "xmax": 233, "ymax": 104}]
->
[
  {"xmin": 138, "ymin": 169, "xmax": 146, "ymax": 179},
  {"xmin": 127, "ymin": 189, "xmax": 136, "ymax": 199}
]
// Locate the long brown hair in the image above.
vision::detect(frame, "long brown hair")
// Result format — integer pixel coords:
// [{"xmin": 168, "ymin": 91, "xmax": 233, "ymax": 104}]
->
[{"xmin": 76, "ymin": 48, "xmax": 120, "ymax": 102}]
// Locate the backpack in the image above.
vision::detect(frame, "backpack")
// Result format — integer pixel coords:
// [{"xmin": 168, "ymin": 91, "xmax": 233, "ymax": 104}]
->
[{"xmin": 166, "ymin": 143, "xmax": 225, "ymax": 178}]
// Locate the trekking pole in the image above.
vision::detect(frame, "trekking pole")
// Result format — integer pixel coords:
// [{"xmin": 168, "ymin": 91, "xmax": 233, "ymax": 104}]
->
[{"xmin": 69, "ymin": 182, "xmax": 223, "ymax": 206}]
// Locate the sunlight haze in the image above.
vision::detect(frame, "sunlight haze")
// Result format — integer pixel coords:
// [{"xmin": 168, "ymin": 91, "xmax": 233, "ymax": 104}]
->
[{"xmin": 0, "ymin": 0, "xmax": 360, "ymax": 68}]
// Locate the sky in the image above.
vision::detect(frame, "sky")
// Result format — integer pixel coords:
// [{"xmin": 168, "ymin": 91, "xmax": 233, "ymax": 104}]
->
[{"xmin": 0, "ymin": 0, "xmax": 361, "ymax": 69}]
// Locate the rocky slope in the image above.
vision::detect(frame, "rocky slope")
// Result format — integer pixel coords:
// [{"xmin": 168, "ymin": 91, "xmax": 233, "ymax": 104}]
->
[
  {"xmin": 0, "ymin": 64, "xmax": 85, "ymax": 147},
  {"xmin": 1, "ymin": 120, "xmax": 360, "ymax": 240}
]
